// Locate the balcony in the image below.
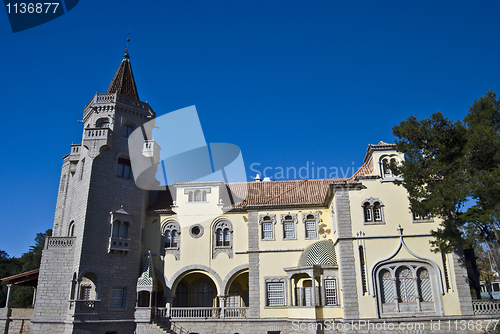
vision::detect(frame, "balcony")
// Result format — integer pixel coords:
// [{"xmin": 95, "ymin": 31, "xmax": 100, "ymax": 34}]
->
[
  {"xmin": 472, "ymin": 299, "xmax": 500, "ymax": 315},
  {"xmin": 45, "ymin": 237, "xmax": 75, "ymax": 249},
  {"xmin": 166, "ymin": 307, "xmax": 248, "ymax": 319},
  {"xmin": 108, "ymin": 237, "xmax": 130, "ymax": 253},
  {"xmin": 82, "ymin": 127, "xmax": 112, "ymax": 158},
  {"xmin": 69, "ymin": 300, "xmax": 100, "ymax": 314}
]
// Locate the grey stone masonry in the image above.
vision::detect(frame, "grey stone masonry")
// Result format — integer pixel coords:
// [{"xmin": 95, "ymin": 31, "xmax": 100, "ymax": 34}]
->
[
  {"xmin": 247, "ymin": 210, "xmax": 260, "ymax": 318},
  {"xmin": 452, "ymin": 246, "xmax": 474, "ymax": 316},
  {"xmin": 334, "ymin": 186, "xmax": 360, "ymax": 319}
]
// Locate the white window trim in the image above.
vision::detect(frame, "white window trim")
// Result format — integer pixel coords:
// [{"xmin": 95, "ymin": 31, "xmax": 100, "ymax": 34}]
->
[
  {"xmin": 280, "ymin": 213, "xmax": 298, "ymax": 240},
  {"xmin": 259, "ymin": 214, "xmax": 276, "ymax": 241},
  {"xmin": 264, "ymin": 277, "xmax": 287, "ymax": 308},
  {"xmin": 302, "ymin": 212, "xmax": 319, "ymax": 239}
]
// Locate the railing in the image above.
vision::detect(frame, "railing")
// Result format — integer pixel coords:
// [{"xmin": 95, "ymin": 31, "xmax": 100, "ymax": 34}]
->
[
  {"xmin": 152, "ymin": 308, "xmax": 189, "ymax": 334},
  {"xmin": 70, "ymin": 300, "xmax": 100, "ymax": 314},
  {"xmin": 108, "ymin": 237, "xmax": 130, "ymax": 253},
  {"xmin": 171, "ymin": 307, "xmax": 221, "ymax": 318},
  {"xmin": 224, "ymin": 307, "xmax": 247, "ymax": 318},
  {"xmin": 45, "ymin": 236, "xmax": 75, "ymax": 249},
  {"xmin": 84, "ymin": 128, "xmax": 111, "ymax": 140},
  {"xmin": 472, "ymin": 299, "xmax": 500, "ymax": 315}
]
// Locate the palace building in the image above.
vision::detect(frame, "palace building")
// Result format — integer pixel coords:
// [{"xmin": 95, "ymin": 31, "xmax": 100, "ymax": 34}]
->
[{"xmin": 1, "ymin": 52, "xmax": 492, "ymax": 334}]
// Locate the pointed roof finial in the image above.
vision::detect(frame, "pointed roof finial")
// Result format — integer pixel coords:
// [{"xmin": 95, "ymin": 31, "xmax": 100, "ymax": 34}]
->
[{"xmin": 124, "ymin": 30, "xmax": 130, "ymax": 59}]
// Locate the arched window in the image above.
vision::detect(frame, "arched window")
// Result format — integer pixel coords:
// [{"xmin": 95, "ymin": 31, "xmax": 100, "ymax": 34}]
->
[
  {"xmin": 68, "ymin": 221, "xmax": 75, "ymax": 237},
  {"xmin": 380, "ymin": 269, "xmax": 394, "ymax": 303},
  {"xmin": 112, "ymin": 220, "xmax": 120, "ymax": 238},
  {"xmin": 202, "ymin": 191, "xmax": 207, "ymax": 201},
  {"xmin": 362, "ymin": 198, "xmax": 385, "ymax": 224},
  {"xmin": 377, "ymin": 263, "xmax": 438, "ymax": 316},
  {"xmin": 173, "ymin": 282, "xmax": 188, "ymax": 307},
  {"xmin": 192, "ymin": 281, "xmax": 215, "ymax": 307},
  {"xmin": 119, "ymin": 222, "xmax": 129, "ymax": 239},
  {"xmin": 188, "ymin": 191, "xmax": 193, "ymax": 202},
  {"xmin": 363, "ymin": 203, "xmax": 372, "ymax": 222},
  {"xmin": 396, "ymin": 266, "xmax": 415, "ymax": 303},
  {"xmin": 162, "ymin": 221, "xmax": 180, "ymax": 252},
  {"xmin": 213, "ymin": 219, "xmax": 233, "ymax": 258},
  {"xmin": 417, "ymin": 268, "xmax": 433, "ymax": 302},
  {"xmin": 194, "ymin": 190, "xmax": 202, "ymax": 202}
]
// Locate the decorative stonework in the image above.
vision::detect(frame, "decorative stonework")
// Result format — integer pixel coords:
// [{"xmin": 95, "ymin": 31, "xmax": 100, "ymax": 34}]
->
[
  {"xmin": 189, "ymin": 224, "xmax": 204, "ymax": 238},
  {"xmin": 212, "ymin": 219, "xmax": 233, "ymax": 259}
]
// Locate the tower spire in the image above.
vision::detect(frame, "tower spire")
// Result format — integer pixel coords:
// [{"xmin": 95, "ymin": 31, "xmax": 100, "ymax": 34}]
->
[
  {"xmin": 106, "ymin": 33, "xmax": 139, "ymax": 100},
  {"xmin": 124, "ymin": 31, "xmax": 130, "ymax": 59}
]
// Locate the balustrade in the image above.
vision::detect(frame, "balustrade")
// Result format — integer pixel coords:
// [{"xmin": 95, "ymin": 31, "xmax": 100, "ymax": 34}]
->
[{"xmin": 472, "ymin": 299, "xmax": 500, "ymax": 315}]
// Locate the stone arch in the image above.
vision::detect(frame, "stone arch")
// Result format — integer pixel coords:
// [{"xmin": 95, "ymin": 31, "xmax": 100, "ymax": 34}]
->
[
  {"xmin": 167, "ymin": 265, "xmax": 223, "ymax": 295},
  {"xmin": 222, "ymin": 264, "xmax": 249, "ymax": 294}
]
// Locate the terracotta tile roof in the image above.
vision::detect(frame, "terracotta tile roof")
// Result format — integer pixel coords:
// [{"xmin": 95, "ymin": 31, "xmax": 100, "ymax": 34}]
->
[
  {"xmin": 106, "ymin": 58, "xmax": 139, "ymax": 100},
  {"xmin": 224, "ymin": 178, "xmax": 354, "ymax": 210},
  {"xmin": 147, "ymin": 178, "xmax": 360, "ymax": 212},
  {"xmin": 351, "ymin": 160, "xmax": 374, "ymax": 179},
  {"xmin": 363, "ymin": 141, "xmax": 396, "ymax": 162}
]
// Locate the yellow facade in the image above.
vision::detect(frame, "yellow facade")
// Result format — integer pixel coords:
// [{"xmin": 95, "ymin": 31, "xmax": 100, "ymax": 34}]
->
[{"xmin": 141, "ymin": 141, "xmax": 473, "ymax": 323}]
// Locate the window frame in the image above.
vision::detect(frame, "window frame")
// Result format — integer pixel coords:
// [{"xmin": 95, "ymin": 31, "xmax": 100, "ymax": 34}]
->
[
  {"xmin": 280, "ymin": 214, "xmax": 298, "ymax": 240},
  {"xmin": 212, "ymin": 219, "xmax": 233, "ymax": 259},
  {"xmin": 302, "ymin": 213, "xmax": 319, "ymax": 239},
  {"xmin": 324, "ymin": 279, "xmax": 339, "ymax": 306},
  {"xmin": 361, "ymin": 198, "xmax": 385, "ymax": 225},
  {"xmin": 264, "ymin": 277, "xmax": 287, "ymax": 308},
  {"xmin": 116, "ymin": 157, "xmax": 132, "ymax": 179},
  {"xmin": 259, "ymin": 214, "xmax": 276, "ymax": 241}
]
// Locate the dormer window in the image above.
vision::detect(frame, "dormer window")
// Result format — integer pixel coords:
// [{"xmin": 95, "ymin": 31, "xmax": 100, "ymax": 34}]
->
[
  {"xmin": 186, "ymin": 188, "xmax": 210, "ymax": 202},
  {"xmin": 380, "ymin": 155, "xmax": 400, "ymax": 179}
]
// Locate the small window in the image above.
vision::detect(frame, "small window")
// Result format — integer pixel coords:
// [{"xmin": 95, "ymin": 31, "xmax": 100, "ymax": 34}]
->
[
  {"xmin": 111, "ymin": 220, "xmax": 129, "ymax": 239},
  {"xmin": 362, "ymin": 198, "xmax": 385, "ymax": 224},
  {"xmin": 324, "ymin": 279, "xmax": 338, "ymax": 305},
  {"xmin": 188, "ymin": 191, "xmax": 193, "ymax": 202},
  {"xmin": 304, "ymin": 214, "xmax": 318, "ymax": 239},
  {"xmin": 213, "ymin": 219, "xmax": 233, "ymax": 258},
  {"xmin": 281, "ymin": 214, "xmax": 297, "ymax": 240},
  {"xmin": 202, "ymin": 191, "xmax": 207, "ymax": 201},
  {"xmin": 123, "ymin": 125, "xmax": 133, "ymax": 138},
  {"xmin": 267, "ymin": 282, "xmax": 285, "ymax": 306},
  {"xmin": 194, "ymin": 190, "xmax": 202, "ymax": 202},
  {"xmin": 165, "ymin": 229, "xmax": 178, "ymax": 248},
  {"xmin": 110, "ymin": 288, "xmax": 124, "ymax": 308},
  {"xmin": 81, "ymin": 285, "xmax": 92, "ymax": 300},
  {"xmin": 117, "ymin": 158, "xmax": 132, "ymax": 179},
  {"xmin": 68, "ymin": 221, "xmax": 75, "ymax": 237},
  {"xmin": 260, "ymin": 215, "xmax": 276, "ymax": 240}
]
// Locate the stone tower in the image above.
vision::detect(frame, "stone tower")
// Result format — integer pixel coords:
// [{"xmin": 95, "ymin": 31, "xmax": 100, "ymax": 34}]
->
[{"xmin": 31, "ymin": 51, "xmax": 155, "ymax": 334}]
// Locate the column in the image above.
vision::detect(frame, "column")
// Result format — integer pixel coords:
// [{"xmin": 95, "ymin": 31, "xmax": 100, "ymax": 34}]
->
[
  {"xmin": 5, "ymin": 284, "xmax": 12, "ymax": 308},
  {"xmin": 218, "ymin": 295, "xmax": 226, "ymax": 318}
]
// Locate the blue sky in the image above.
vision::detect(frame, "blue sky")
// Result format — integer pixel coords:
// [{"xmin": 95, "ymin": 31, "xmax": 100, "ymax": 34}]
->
[{"xmin": 0, "ymin": 0, "xmax": 499, "ymax": 257}]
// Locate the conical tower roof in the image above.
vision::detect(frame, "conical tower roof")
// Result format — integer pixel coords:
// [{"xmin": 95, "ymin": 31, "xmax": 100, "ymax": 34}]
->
[{"xmin": 106, "ymin": 56, "xmax": 139, "ymax": 100}]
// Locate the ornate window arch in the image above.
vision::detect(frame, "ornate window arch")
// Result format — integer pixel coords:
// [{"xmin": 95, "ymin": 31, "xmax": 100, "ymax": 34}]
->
[
  {"xmin": 379, "ymin": 154, "xmax": 401, "ymax": 179},
  {"xmin": 259, "ymin": 214, "xmax": 276, "ymax": 240},
  {"xmin": 162, "ymin": 220, "xmax": 180, "ymax": 260},
  {"xmin": 212, "ymin": 219, "xmax": 233, "ymax": 259},
  {"xmin": 302, "ymin": 213, "xmax": 319, "ymax": 239},
  {"xmin": 361, "ymin": 197, "xmax": 385, "ymax": 224},
  {"xmin": 281, "ymin": 214, "xmax": 298, "ymax": 240},
  {"xmin": 376, "ymin": 262, "xmax": 439, "ymax": 317}
]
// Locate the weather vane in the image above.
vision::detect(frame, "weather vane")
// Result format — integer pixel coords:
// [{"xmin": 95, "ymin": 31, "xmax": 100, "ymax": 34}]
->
[{"xmin": 124, "ymin": 30, "xmax": 130, "ymax": 59}]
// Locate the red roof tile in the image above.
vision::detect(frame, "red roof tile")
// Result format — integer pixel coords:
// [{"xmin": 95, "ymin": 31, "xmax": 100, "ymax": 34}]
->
[{"xmin": 106, "ymin": 58, "xmax": 139, "ymax": 100}]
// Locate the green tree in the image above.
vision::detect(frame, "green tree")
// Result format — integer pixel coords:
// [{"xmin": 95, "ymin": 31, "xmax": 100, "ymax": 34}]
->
[
  {"xmin": 0, "ymin": 229, "xmax": 52, "ymax": 308},
  {"xmin": 392, "ymin": 91, "xmax": 500, "ymax": 260}
]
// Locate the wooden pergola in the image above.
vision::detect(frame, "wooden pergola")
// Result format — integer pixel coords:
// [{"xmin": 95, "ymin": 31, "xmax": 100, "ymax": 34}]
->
[{"xmin": 1, "ymin": 269, "xmax": 39, "ymax": 308}]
